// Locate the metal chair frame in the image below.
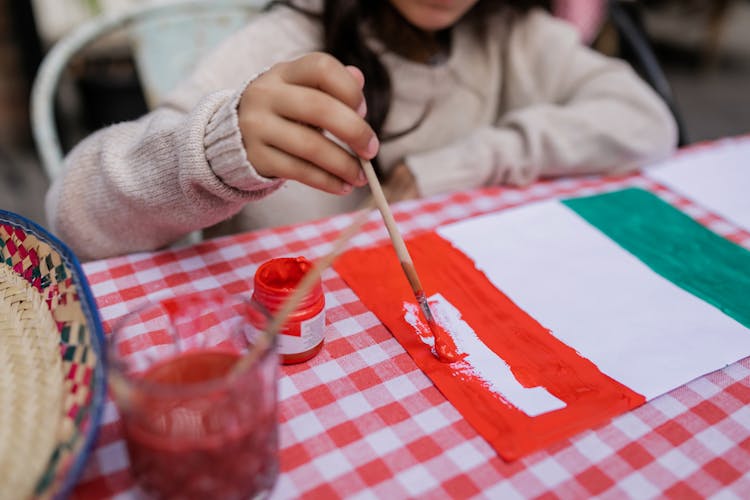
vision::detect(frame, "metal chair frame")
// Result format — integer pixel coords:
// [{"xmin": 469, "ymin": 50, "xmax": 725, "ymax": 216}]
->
[{"xmin": 31, "ymin": 0, "xmax": 265, "ymax": 182}]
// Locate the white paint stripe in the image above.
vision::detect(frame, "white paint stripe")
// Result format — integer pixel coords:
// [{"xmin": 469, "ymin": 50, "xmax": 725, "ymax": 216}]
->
[{"xmin": 404, "ymin": 294, "xmax": 566, "ymax": 417}]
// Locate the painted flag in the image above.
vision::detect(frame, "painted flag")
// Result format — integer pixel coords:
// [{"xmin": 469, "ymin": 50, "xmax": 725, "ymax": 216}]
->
[{"xmin": 334, "ymin": 188, "xmax": 750, "ymax": 460}]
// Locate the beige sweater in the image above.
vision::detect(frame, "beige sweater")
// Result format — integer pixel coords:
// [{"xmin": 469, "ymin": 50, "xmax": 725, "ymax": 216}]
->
[{"xmin": 47, "ymin": 5, "xmax": 677, "ymax": 261}]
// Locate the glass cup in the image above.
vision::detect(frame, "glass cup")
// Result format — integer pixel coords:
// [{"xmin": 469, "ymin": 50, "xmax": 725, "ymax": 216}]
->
[{"xmin": 109, "ymin": 291, "xmax": 278, "ymax": 499}]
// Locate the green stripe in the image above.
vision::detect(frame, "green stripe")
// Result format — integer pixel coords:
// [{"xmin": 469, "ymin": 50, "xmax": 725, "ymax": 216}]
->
[{"xmin": 563, "ymin": 188, "xmax": 750, "ymax": 328}]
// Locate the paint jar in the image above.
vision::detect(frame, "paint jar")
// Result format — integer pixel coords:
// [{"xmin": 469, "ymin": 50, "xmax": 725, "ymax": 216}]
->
[{"xmin": 251, "ymin": 257, "xmax": 326, "ymax": 364}]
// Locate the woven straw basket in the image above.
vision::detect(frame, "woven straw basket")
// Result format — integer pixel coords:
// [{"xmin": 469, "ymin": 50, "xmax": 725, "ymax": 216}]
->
[{"xmin": 0, "ymin": 210, "xmax": 106, "ymax": 499}]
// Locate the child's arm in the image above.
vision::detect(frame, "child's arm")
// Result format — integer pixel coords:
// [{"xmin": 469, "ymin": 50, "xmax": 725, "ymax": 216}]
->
[
  {"xmin": 47, "ymin": 50, "xmax": 374, "ymax": 261},
  {"xmin": 404, "ymin": 10, "xmax": 678, "ymax": 198},
  {"xmin": 46, "ymin": 5, "xmax": 377, "ymax": 261},
  {"xmin": 47, "ymin": 54, "xmax": 373, "ymax": 261}
]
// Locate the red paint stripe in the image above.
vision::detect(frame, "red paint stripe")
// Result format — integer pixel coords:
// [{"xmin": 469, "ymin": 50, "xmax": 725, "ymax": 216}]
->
[{"xmin": 335, "ymin": 232, "xmax": 645, "ymax": 460}]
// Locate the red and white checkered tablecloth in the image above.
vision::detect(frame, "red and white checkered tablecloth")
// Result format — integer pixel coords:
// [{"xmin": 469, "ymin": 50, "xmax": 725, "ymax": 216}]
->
[{"xmin": 72, "ymin": 142, "xmax": 750, "ymax": 499}]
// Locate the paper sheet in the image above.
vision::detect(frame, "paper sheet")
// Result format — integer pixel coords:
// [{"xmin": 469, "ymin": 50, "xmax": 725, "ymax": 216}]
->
[
  {"xmin": 336, "ymin": 229, "xmax": 646, "ymax": 460},
  {"xmin": 437, "ymin": 200, "xmax": 750, "ymax": 401},
  {"xmin": 645, "ymin": 138, "xmax": 750, "ymax": 232}
]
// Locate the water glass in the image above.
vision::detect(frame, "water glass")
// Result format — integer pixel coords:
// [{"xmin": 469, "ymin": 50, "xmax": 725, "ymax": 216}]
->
[{"xmin": 109, "ymin": 291, "xmax": 278, "ymax": 499}]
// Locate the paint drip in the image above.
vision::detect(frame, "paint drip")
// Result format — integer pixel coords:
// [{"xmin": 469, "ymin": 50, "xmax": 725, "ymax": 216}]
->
[{"xmin": 416, "ymin": 290, "xmax": 457, "ymax": 362}]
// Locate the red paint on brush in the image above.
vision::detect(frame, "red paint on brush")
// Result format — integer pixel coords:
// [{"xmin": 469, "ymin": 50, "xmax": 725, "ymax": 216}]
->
[
  {"xmin": 334, "ymin": 231, "xmax": 646, "ymax": 461},
  {"xmin": 415, "ymin": 290, "xmax": 458, "ymax": 362},
  {"xmin": 426, "ymin": 316, "xmax": 463, "ymax": 363}
]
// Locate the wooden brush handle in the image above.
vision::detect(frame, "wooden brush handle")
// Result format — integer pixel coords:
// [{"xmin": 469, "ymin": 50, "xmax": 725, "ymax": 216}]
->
[{"xmin": 359, "ymin": 160, "xmax": 423, "ymax": 290}]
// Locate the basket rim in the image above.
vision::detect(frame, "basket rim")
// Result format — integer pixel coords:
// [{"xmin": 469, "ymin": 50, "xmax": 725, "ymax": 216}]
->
[{"xmin": 0, "ymin": 209, "xmax": 107, "ymax": 499}]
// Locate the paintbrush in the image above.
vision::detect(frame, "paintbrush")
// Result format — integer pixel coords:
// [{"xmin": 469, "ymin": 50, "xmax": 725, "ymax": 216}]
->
[
  {"xmin": 232, "ymin": 160, "xmax": 454, "ymax": 373},
  {"xmin": 359, "ymin": 159, "xmax": 455, "ymax": 362}
]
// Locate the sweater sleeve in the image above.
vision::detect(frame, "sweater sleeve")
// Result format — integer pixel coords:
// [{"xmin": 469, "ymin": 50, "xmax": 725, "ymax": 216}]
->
[
  {"xmin": 406, "ymin": 9, "xmax": 678, "ymax": 197},
  {"xmin": 45, "ymin": 86, "xmax": 282, "ymax": 261}
]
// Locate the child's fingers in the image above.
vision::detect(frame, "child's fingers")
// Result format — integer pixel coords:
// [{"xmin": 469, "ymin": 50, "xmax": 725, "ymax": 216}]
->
[
  {"xmin": 238, "ymin": 53, "xmax": 376, "ymax": 192},
  {"xmin": 250, "ymin": 143, "xmax": 354, "ymax": 195},
  {"xmin": 273, "ymin": 86, "xmax": 378, "ymax": 160},
  {"xmin": 280, "ymin": 53, "xmax": 370, "ymax": 130},
  {"xmin": 345, "ymin": 65, "xmax": 365, "ymax": 89},
  {"xmin": 345, "ymin": 65, "xmax": 367, "ymax": 116},
  {"xmin": 240, "ymin": 92, "xmax": 364, "ymax": 187},
  {"xmin": 260, "ymin": 115, "xmax": 366, "ymax": 188},
  {"xmin": 281, "ymin": 53, "xmax": 364, "ymax": 111}
]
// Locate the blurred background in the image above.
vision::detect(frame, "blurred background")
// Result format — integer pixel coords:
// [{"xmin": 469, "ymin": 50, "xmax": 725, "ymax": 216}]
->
[{"xmin": 1, "ymin": 0, "xmax": 749, "ymax": 227}]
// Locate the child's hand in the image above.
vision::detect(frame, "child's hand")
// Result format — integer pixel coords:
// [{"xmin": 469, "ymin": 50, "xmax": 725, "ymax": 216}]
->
[{"xmin": 238, "ymin": 52, "xmax": 379, "ymax": 194}]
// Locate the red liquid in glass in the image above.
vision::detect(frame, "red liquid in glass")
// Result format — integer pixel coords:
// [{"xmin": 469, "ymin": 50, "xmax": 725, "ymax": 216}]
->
[{"xmin": 122, "ymin": 350, "xmax": 277, "ymax": 499}]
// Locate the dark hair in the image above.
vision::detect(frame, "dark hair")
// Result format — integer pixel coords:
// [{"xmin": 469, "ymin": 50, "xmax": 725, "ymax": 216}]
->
[{"xmin": 271, "ymin": 1, "xmax": 550, "ymax": 175}]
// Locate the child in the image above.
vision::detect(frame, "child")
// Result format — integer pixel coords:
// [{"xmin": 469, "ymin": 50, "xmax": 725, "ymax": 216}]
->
[{"xmin": 46, "ymin": 0, "xmax": 677, "ymax": 260}]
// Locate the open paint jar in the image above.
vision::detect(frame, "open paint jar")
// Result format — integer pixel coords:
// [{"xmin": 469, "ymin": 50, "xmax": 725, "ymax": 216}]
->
[{"xmin": 251, "ymin": 257, "xmax": 326, "ymax": 364}]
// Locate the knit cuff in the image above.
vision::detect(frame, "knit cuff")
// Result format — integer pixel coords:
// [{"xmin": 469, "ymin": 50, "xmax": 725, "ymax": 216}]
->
[
  {"xmin": 204, "ymin": 84, "xmax": 283, "ymax": 195},
  {"xmin": 406, "ymin": 128, "xmax": 533, "ymax": 197}
]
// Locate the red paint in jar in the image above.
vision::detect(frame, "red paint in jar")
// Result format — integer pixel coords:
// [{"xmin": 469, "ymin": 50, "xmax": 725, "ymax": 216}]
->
[{"xmin": 252, "ymin": 257, "xmax": 326, "ymax": 364}]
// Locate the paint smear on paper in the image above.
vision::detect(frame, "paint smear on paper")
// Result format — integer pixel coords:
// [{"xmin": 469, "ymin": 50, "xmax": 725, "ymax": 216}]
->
[
  {"xmin": 404, "ymin": 294, "xmax": 566, "ymax": 417},
  {"xmin": 334, "ymin": 232, "xmax": 646, "ymax": 460}
]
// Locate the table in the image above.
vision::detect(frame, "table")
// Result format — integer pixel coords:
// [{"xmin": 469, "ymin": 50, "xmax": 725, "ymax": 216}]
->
[{"xmin": 72, "ymin": 140, "xmax": 750, "ymax": 498}]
